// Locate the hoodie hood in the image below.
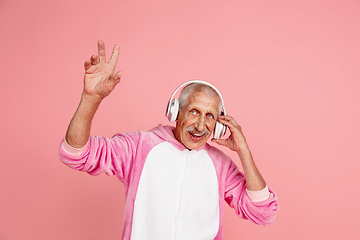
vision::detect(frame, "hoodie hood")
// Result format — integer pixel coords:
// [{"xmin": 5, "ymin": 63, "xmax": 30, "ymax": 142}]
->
[{"xmin": 149, "ymin": 124, "xmax": 206, "ymax": 151}]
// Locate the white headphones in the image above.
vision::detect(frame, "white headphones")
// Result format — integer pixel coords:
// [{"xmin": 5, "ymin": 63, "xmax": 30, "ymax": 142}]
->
[{"xmin": 165, "ymin": 80, "xmax": 227, "ymax": 139}]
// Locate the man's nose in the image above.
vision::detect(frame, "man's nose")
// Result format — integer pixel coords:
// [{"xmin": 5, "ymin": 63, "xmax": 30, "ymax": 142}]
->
[{"xmin": 195, "ymin": 116, "xmax": 206, "ymax": 131}]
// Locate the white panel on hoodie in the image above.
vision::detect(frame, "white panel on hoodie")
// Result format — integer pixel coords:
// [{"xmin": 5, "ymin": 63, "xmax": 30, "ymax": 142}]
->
[{"xmin": 131, "ymin": 141, "xmax": 219, "ymax": 240}]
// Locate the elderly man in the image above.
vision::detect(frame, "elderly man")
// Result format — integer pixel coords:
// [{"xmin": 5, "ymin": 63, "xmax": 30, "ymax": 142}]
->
[{"xmin": 59, "ymin": 41, "xmax": 278, "ymax": 240}]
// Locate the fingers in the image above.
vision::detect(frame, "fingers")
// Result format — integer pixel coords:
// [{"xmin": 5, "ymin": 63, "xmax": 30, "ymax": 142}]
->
[
  {"xmin": 84, "ymin": 60, "xmax": 91, "ymax": 70},
  {"xmin": 85, "ymin": 40, "xmax": 120, "ymax": 72},
  {"xmin": 84, "ymin": 55, "xmax": 99, "ymax": 70},
  {"xmin": 96, "ymin": 40, "xmax": 120, "ymax": 65},
  {"xmin": 218, "ymin": 115, "xmax": 244, "ymax": 137},
  {"xmin": 218, "ymin": 115, "xmax": 238, "ymax": 128},
  {"xmin": 109, "ymin": 44, "xmax": 120, "ymax": 66},
  {"xmin": 97, "ymin": 40, "xmax": 106, "ymax": 62},
  {"xmin": 91, "ymin": 55, "xmax": 99, "ymax": 65}
]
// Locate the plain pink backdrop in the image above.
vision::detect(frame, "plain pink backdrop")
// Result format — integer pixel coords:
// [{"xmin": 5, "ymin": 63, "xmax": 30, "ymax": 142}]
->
[{"xmin": 1, "ymin": 0, "xmax": 359, "ymax": 239}]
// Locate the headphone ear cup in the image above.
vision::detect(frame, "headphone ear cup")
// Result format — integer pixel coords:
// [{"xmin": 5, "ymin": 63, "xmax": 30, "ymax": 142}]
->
[
  {"xmin": 213, "ymin": 122, "xmax": 226, "ymax": 139},
  {"xmin": 167, "ymin": 98, "xmax": 179, "ymax": 122}
]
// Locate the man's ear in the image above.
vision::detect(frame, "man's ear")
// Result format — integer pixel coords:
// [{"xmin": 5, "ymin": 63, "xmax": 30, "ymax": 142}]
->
[{"xmin": 176, "ymin": 109, "xmax": 182, "ymax": 121}]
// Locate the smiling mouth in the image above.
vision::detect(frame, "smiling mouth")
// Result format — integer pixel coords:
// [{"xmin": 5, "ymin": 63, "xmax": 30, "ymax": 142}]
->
[
  {"xmin": 185, "ymin": 125, "xmax": 210, "ymax": 141},
  {"xmin": 188, "ymin": 131, "xmax": 207, "ymax": 140}
]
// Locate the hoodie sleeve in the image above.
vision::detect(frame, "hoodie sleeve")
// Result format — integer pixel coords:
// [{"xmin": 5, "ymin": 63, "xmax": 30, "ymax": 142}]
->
[
  {"xmin": 58, "ymin": 131, "xmax": 146, "ymax": 183},
  {"xmin": 224, "ymin": 161, "xmax": 279, "ymax": 226}
]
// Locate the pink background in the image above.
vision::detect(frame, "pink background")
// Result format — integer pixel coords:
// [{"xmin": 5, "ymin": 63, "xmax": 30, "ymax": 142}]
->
[{"xmin": 1, "ymin": 0, "xmax": 360, "ymax": 239}]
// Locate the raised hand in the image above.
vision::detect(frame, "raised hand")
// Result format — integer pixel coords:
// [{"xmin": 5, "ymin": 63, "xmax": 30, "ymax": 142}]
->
[
  {"xmin": 64, "ymin": 41, "xmax": 122, "ymax": 148},
  {"xmin": 83, "ymin": 40, "xmax": 123, "ymax": 100}
]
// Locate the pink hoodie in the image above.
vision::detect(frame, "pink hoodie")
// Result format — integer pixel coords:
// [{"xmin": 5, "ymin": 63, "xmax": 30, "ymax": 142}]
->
[{"xmin": 59, "ymin": 125, "xmax": 278, "ymax": 240}]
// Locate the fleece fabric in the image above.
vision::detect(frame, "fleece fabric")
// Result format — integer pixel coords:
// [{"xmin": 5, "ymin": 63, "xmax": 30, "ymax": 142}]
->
[{"xmin": 58, "ymin": 124, "xmax": 278, "ymax": 240}]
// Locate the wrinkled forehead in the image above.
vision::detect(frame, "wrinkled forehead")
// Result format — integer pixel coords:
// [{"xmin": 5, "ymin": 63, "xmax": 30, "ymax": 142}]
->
[
  {"xmin": 187, "ymin": 90, "xmax": 221, "ymax": 113},
  {"xmin": 187, "ymin": 84, "xmax": 222, "ymax": 105}
]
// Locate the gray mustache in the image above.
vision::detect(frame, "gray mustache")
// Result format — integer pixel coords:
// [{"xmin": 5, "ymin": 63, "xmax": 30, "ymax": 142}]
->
[{"xmin": 185, "ymin": 125, "xmax": 210, "ymax": 136}]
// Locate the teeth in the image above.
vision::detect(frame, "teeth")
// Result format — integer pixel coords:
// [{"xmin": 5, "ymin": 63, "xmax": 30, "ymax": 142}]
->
[{"xmin": 192, "ymin": 132, "xmax": 202, "ymax": 137}]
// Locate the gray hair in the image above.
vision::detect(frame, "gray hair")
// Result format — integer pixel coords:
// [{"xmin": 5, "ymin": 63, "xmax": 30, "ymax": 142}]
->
[{"xmin": 178, "ymin": 83, "xmax": 223, "ymax": 114}]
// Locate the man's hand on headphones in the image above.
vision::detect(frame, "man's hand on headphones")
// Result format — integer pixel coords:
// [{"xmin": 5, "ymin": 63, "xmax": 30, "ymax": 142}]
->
[
  {"xmin": 211, "ymin": 115, "xmax": 249, "ymax": 154},
  {"xmin": 82, "ymin": 40, "xmax": 123, "ymax": 101}
]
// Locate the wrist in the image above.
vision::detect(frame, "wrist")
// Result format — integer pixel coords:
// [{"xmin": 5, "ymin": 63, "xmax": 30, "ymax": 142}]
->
[
  {"xmin": 74, "ymin": 92, "xmax": 102, "ymax": 121},
  {"xmin": 235, "ymin": 142, "xmax": 250, "ymax": 156},
  {"xmin": 81, "ymin": 92, "xmax": 103, "ymax": 105}
]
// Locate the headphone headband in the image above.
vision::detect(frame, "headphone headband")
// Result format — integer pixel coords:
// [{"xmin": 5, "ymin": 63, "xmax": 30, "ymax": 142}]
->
[{"xmin": 167, "ymin": 80, "xmax": 226, "ymax": 115}]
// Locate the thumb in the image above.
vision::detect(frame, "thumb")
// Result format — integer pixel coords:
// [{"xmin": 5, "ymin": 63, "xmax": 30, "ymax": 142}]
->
[
  {"xmin": 211, "ymin": 138, "xmax": 227, "ymax": 146},
  {"xmin": 113, "ymin": 71, "xmax": 123, "ymax": 84}
]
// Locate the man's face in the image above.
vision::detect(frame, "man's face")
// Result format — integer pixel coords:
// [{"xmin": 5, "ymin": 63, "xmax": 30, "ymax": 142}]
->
[{"xmin": 174, "ymin": 90, "xmax": 220, "ymax": 150}]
